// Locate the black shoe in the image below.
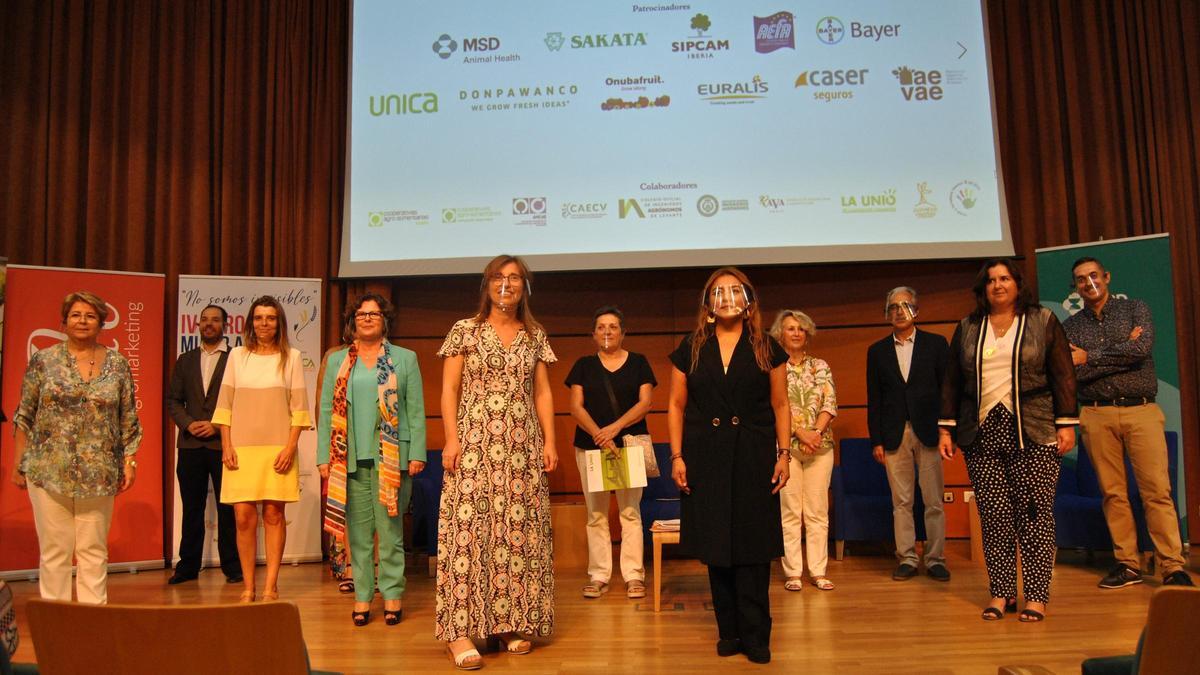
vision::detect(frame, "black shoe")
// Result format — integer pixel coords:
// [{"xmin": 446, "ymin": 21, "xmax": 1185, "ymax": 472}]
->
[
  {"xmin": 892, "ymin": 563, "xmax": 918, "ymax": 580},
  {"xmin": 352, "ymin": 610, "xmax": 370, "ymax": 627},
  {"xmin": 1164, "ymin": 570, "xmax": 1195, "ymax": 586},
  {"xmin": 927, "ymin": 564, "xmax": 951, "ymax": 582},
  {"xmin": 743, "ymin": 646, "xmax": 771, "ymax": 664},
  {"xmin": 167, "ymin": 573, "xmax": 197, "ymax": 585},
  {"xmin": 716, "ymin": 639, "xmax": 740, "ymax": 657},
  {"xmin": 384, "ymin": 609, "xmax": 402, "ymax": 625},
  {"xmin": 225, "ymin": 574, "xmax": 244, "ymax": 584},
  {"xmin": 1099, "ymin": 564, "xmax": 1143, "ymax": 589}
]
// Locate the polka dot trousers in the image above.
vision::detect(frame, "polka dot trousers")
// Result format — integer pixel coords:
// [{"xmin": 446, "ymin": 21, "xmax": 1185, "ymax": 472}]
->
[{"xmin": 964, "ymin": 404, "xmax": 1061, "ymax": 604}]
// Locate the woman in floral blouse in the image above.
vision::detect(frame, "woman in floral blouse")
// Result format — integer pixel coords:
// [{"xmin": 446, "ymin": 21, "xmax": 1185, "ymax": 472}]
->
[
  {"xmin": 11, "ymin": 291, "xmax": 142, "ymax": 604},
  {"xmin": 769, "ymin": 310, "xmax": 837, "ymax": 592}
]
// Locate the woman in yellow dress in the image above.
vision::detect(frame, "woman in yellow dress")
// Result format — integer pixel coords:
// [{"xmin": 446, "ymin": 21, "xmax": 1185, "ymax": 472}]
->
[{"xmin": 214, "ymin": 296, "xmax": 311, "ymax": 602}]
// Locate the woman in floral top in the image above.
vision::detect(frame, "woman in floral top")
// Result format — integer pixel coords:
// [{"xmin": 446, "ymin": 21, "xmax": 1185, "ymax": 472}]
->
[
  {"xmin": 769, "ymin": 310, "xmax": 837, "ymax": 592},
  {"xmin": 11, "ymin": 291, "xmax": 142, "ymax": 604}
]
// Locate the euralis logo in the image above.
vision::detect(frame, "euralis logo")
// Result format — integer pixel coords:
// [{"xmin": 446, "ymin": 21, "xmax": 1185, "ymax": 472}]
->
[
  {"xmin": 368, "ymin": 93, "xmax": 438, "ymax": 115},
  {"xmin": 698, "ymin": 76, "xmax": 768, "ymax": 104}
]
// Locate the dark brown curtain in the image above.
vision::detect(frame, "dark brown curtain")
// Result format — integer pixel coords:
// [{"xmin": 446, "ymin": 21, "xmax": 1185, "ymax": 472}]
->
[{"xmin": 1, "ymin": 0, "xmax": 1198, "ymax": 536}]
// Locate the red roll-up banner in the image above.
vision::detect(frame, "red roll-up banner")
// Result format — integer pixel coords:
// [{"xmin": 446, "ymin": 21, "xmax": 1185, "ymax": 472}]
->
[{"xmin": 0, "ymin": 265, "xmax": 165, "ymax": 575}]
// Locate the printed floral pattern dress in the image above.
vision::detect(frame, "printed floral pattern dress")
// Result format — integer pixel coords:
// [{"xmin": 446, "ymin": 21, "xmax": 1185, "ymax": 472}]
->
[
  {"xmin": 786, "ymin": 355, "xmax": 838, "ymax": 457},
  {"xmin": 435, "ymin": 319, "xmax": 557, "ymax": 640}
]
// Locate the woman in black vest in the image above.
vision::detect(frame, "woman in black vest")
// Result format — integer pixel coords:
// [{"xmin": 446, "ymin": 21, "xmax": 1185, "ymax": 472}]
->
[{"xmin": 667, "ymin": 267, "xmax": 791, "ymax": 664}]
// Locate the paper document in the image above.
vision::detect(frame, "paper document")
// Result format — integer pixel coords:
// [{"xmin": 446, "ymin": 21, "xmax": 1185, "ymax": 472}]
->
[{"xmin": 584, "ymin": 446, "xmax": 648, "ymax": 492}]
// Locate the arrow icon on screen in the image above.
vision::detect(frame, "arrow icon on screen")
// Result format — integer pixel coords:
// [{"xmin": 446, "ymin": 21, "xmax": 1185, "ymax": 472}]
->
[{"xmin": 957, "ymin": 41, "xmax": 967, "ymax": 59}]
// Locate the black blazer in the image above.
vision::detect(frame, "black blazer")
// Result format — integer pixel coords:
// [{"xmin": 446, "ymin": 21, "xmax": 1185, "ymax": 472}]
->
[
  {"xmin": 866, "ymin": 328, "xmax": 948, "ymax": 451},
  {"xmin": 166, "ymin": 346, "xmax": 230, "ymax": 450}
]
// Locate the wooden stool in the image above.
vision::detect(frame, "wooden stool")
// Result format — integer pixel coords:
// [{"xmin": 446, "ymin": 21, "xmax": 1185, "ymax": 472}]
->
[{"xmin": 652, "ymin": 530, "xmax": 680, "ymax": 612}]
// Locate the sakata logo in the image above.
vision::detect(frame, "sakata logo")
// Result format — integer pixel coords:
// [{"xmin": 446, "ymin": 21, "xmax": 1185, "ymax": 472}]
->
[{"xmin": 544, "ymin": 32, "xmax": 566, "ymax": 51}]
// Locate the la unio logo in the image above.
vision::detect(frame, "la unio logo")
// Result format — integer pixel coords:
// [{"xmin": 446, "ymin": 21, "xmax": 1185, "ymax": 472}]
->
[
  {"xmin": 672, "ymin": 13, "xmax": 730, "ymax": 59},
  {"xmin": 893, "ymin": 66, "xmax": 944, "ymax": 101}
]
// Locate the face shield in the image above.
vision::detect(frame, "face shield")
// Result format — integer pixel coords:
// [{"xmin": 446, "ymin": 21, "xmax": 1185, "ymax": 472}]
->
[
  {"xmin": 710, "ymin": 284, "xmax": 751, "ymax": 314},
  {"xmin": 885, "ymin": 300, "xmax": 918, "ymax": 322}
]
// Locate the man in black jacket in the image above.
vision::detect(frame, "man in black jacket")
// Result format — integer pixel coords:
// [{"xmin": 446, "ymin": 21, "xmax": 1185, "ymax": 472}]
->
[
  {"xmin": 165, "ymin": 304, "xmax": 241, "ymax": 584},
  {"xmin": 866, "ymin": 287, "xmax": 950, "ymax": 581}
]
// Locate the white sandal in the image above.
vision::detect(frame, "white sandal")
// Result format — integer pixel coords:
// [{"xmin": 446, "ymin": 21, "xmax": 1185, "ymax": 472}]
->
[
  {"xmin": 446, "ymin": 643, "xmax": 482, "ymax": 670},
  {"xmin": 813, "ymin": 576, "xmax": 835, "ymax": 591},
  {"xmin": 582, "ymin": 580, "xmax": 609, "ymax": 598},
  {"xmin": 783, "ymin": 577, "xmax": 803, "ymax": 592},
  {"xmin": 491, "ymin": 632, "xmax": 532, "ymax": 655}
]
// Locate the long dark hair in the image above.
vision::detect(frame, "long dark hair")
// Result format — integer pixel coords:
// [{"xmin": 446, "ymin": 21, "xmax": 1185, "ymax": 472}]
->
[
  {"xmin": 970, "ymin": 258, "xmax": 1038, "ymax": 320},
  {"xmin": 243, "ymin": 295, "xmax": 291, "ymax": 372},
  {"xmin": 688, "ymin": 266, "xmax": 774, "ymax": 373},
  {"xmin": 472, "ymin": 254, "xmax": 544, "ymax": 334}
]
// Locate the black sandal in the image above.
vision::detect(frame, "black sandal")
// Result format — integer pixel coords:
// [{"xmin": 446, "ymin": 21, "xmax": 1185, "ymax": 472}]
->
[
  {"xmin": 981, "ymin": 607, "xmax": 1004, "ymax": 621},
  {"xmin": 352, "ymin": 610, "xmax": 370, "ymax": 627},
  {"xmin": 384, "ymin": 609, "xmax": 402, "ymax": 625},
  {"xmin": 1019, "ymin": 609, "xmax": 1045, "ymax": 622},
  {"xmin": 338, "ymin": 580, "xmax": 355, "ymax": 594},
  {"xmin": 1005, "ymin": 598, "xmax": 1018, "ymax": 613}
]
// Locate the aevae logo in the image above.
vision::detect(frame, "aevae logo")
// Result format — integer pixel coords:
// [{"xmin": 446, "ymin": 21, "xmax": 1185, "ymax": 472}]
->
[
  {"xmin": 672, "ymin": 13, "xmax": 730, "ymax": 59},
  {"xmin": 892, "ymin": 66, "xmax": 945, "ymax": 101}
]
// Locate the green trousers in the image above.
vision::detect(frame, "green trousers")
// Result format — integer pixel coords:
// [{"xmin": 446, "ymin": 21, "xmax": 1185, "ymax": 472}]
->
[{"xmin": 347, "ymin": 460, "xmax": 412, "ymax": 602}]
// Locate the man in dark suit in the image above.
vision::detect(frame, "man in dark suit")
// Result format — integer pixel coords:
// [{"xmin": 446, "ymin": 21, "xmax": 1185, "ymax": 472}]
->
[
  {"xmin": 165, "ymin": 304, "xmax": 241, "ymax": 584},
  {"xmin": 866, "ymin": 287, "xmax": 950, "ymax": 582}
]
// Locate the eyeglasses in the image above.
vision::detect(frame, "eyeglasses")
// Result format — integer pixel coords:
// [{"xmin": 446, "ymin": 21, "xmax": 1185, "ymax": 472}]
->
[
  {"xmin": 355, "ymin": 311, "xmax": 384, "ymax": 321},
  {"xmin": 489, "ymin": 273, "xmax": 524, "ymax": 286},
  {"xmin": 67, "ymin": 311, "xmax": 100, "ymax": 322}
]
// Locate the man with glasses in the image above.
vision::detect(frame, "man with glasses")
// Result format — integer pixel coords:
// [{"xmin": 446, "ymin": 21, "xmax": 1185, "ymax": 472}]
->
[
  {"xmin": 866, "ymin": 286, "xmax": 951, "ymax": 582},
  {"xmin": 1063, "ymin": 257, "xmax": 1193, "ymax": 589},
  {"xmin": 165, "ymin": 304, "xmax": 242, "ymax": 584}
]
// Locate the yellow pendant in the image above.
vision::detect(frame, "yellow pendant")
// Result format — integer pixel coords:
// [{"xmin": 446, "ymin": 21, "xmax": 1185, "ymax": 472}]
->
[{"xmin": 984, "ymin": 347, "xmax": 996, "ymax": 358}]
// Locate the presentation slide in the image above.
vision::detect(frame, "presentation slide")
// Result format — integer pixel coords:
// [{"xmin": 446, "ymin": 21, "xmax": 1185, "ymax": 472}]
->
[{"xmin": 341, "ymin": 0, "xmax": 1013, "ymax": 277}]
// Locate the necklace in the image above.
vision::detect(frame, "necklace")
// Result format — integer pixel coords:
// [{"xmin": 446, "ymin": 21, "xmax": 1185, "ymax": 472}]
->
[{"xmin": 73, "ymin": 345, "xmax": 98, "ymax": 381}]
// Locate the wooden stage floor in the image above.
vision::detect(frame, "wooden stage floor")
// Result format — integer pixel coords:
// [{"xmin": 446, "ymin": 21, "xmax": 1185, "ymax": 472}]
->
[{"xmin": 6, "ymin": 542, "xmax": 1182, "ymax": 674}]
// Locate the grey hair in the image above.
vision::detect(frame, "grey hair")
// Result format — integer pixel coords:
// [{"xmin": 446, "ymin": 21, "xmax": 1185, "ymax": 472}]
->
[
  {"xmin": 884, "ymin": 286, "xmax": 918, "ymax": 316},
  {"xmin": 769, "ymin": 309, "xmax": 816, "ymax": 340}
]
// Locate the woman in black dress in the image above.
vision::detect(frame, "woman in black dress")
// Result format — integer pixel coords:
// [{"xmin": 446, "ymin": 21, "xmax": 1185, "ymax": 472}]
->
[{"xmin": 667, "ymin": 267, "xmax": 791, "ymax": 664}]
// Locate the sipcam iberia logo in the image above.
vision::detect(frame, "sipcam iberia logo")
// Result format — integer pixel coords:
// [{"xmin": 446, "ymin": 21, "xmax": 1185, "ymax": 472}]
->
[
  {"xmin": 672, "ymin": 13, "xmax": 730, "ymax": 59},
  {"xmin": 794, "ymin": 68, "xmax": 867, "ymax": 103},
  {"xmin": 513, "ymin": 197, "xmax": 547, "ymax": 226},
  {"xmin": 950, "ymin": 181, "xmax": 980, "ymax": 216},
  {"xmin": 754, "ymin": 12, "xmax": 794, "ymax": 53},
  {"xmin": 698, "ymin": 76, "xmax": 768, "ymax": 105},
  {"xmin": 913, "ymin": 182, "xmax": 937, "ymax": 219},
  {"xmin": 368, "ymin": 93, "xmax": 439, "ymax": 116},
  {"xmin": 817, "ymin": 17, "xmax": 900, "ymax": 44}
]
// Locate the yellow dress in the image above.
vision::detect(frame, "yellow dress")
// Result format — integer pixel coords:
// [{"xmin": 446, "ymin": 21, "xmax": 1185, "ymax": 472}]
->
[{"xmin": 213, "ymin": 347, "xmax": 311, "ymax": 503}]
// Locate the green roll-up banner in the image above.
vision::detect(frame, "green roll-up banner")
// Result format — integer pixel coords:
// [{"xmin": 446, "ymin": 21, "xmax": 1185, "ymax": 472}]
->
[{"xmin": 1036, "ymin": 234, "xmax": 1186, "ymax": 533}]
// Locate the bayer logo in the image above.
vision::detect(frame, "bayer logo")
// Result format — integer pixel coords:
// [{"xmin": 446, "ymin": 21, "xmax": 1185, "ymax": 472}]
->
[
  {"xmin": 697, "ymin": 195, "xmax": 719, "ymax": 217},
  {"xmin": 816, "ymin": 16, "xmax": 844, "ymax": 45}
]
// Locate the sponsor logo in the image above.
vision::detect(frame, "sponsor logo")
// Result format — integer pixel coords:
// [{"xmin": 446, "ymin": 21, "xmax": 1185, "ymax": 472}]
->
[
  {"xmin": 605, "ymin": 75, "xmax": 665, "ymax": 92},
  {"xmin": 758, "ymin": 194, "xmax": 831, "ymax": 212},
  {"xmin": 817, "ymin": 17, "xmax": 900, "ymax": 44},
  {"xmin": 567, "ymin": 32, "xmax": 648, "ymax": 49},
  {"xmin": 544, "ymin": 32, "xmax": 566, "ymax": 51},
  {"xmin": 794, "ymin": 68, "xmax": 867, "ymax": 103},
  {"xmin": 698, "ymin": 75, "xmax": 768, "ymax": 105},
  {"xmin": 367, "ymin": 209, "xmax": 430, "ymax": 226},
  {"xmin": 560, "ymin": 202, "xmax": 608, "ymax": 220},
  {"xmin": 950, "ymin": 181, "xmax": 980, "ymax": 216},
  {"xmin": 840, "ymin": 189, "xmax": 897, "ymax": 214},
  {"xmin": 893, "ymin": 66, "xmax": 949, "ymax": 101},
  {"xmin": 754, "ymin": 12, "xmax": 794, "ymax": 53},
  {"xmin": 672, "ymin": 13, "xmax": 730, "ymax": 59},
  {"xmin": 368, "ymin": 93, "xmax": 439, "ymax": 116},
  {"xmin": 697, "ymin": 194, "xmax": 719, "ymax": 217},
  {"xmin": 913, "ymin": 182, "xmax": 937, "ymax": 219},
  {"xmin": 434, "ymin": 33, "xmax": 520, "ymax": 63},
  {"xmin": 512, "ymin": 197, "xmax": 548, "ymax": 226},
  {"xmin": 601, "ymin": 94, "xmax": 670, "ymax": 110},
  {"xmin": 619, "ymin": 196, "xmax": 682, "ymax": 218},
  {"xmin": 442, "ymin": 206, "xmax": 501, "ymax": 224},
  {"xmin": 641, "ymin": 181, "xmax": 698, "ymax": 191},
  {"xmin": 459, "ymin": 84, "xmax": 577, "ymax": 112}
]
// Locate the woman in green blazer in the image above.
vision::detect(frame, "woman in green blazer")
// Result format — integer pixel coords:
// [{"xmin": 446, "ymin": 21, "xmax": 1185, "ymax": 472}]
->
[{"xmin": 317, "ymin": 293, "xmax": 427, "ymax": 627}]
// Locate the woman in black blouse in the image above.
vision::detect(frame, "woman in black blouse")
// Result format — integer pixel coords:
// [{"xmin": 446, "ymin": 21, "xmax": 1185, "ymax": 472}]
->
[
  {"xmin": 667, "ymin": 267, "xmax": 791, "ymax": 664},
  {"xmin": 566, "ymin": 305, "xmax": 657, "ymax": 601}
]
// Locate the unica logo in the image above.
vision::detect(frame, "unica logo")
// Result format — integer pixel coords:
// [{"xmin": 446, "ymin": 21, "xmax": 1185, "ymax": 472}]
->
[{"xmin": 369, "ymin": 93, "xmax": 439, "ymax": 116}]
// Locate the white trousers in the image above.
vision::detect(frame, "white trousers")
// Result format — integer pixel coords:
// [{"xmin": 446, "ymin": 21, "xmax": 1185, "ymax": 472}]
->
[
  {"xmin": 27, "ymin": 484, "xmax": 115, "ymax": 604},
  {"xmin": 780, "ymin": 450, "xmax": 834, "ymax": 578},
  {"xmin": 574, "ymin": 448, "xmax": 645, "ymax": 584}
]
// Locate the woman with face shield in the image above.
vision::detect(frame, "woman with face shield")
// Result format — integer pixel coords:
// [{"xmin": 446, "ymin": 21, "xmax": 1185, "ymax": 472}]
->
[
  {"xmin": 435, "ymin": 255, "xmax": 559, "ymax": 669},
  {"xmin": 666, "ymin": 267, "xmax": 791, "ymax": 664},
  {"xmin": 565, "ymin": 305, "xmax": 657, "ymax": 601},
  {"xmin": 768, "ymin": 310, "xmax": 837, "ymax": 593}
]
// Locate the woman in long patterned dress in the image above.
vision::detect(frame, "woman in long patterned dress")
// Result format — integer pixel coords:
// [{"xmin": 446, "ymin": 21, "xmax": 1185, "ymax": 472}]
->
[{"xmin": 436, "ymin": 254, "xmax": 558, "ymax": 670}]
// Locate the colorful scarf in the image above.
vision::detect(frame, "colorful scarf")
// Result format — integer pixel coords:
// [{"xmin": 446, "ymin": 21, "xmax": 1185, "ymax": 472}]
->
[{"xmin": 323, "ymin": 342, "xmax": 403, "ymax": 537}]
